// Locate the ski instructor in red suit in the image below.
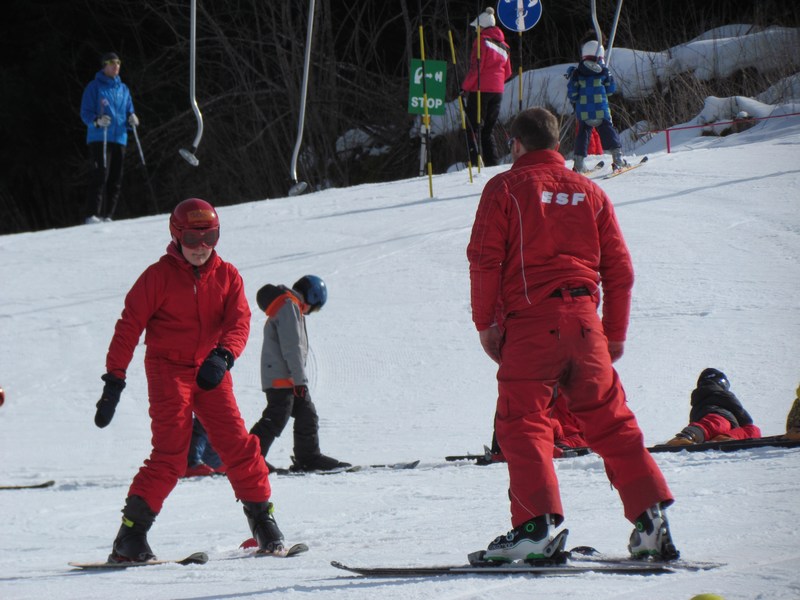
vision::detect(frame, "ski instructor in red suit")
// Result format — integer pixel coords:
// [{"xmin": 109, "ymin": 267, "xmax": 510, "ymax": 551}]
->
[
  {"xmin": 467, "ymin": 107, "xmax": 679, "ymax": 564},
  {"xmin": 94, "ymin": 198, "xmax": 284, "ymax": 563}
]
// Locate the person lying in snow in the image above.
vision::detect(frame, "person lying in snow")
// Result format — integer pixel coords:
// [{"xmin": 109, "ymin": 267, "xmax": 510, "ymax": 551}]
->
[{"xmin": 666, "ymin": 368, "xmax": 761, "ymax": 445}]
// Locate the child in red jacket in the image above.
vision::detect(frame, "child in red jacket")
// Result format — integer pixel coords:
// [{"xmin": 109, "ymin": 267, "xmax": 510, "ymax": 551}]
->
[
  {"xmin": 666, "ymin": 368, "xmax": 761, "ymax": 445},
  {"xmin": 94, "ymin": 198, "xmax": 284, "ymax": 562}
]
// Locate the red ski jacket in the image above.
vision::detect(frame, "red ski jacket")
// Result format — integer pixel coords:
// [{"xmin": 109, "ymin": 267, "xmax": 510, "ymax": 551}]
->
[
  {"xmin": 106, "ymin": 244, "xmax": 251, "ymax": 378},
  {"xmin": 467, "ymin": 149, "xmax": 633, "ymax": 342},
  {"xmin": 462, "ymin": 26, "xmax": 512, "ymax": 94}
]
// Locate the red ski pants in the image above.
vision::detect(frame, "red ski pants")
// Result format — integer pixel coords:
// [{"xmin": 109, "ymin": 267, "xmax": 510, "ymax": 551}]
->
[
  {"xmin": 495, "ymin": 296, "xmax": 673, "ymax": 527},
  {"xmin": 692, "ymin": 413, "xmax": 761, "ymax": 441},
  {"xmin": 128, "ymin": 357, "xmax": 270, "ymax": 513}
]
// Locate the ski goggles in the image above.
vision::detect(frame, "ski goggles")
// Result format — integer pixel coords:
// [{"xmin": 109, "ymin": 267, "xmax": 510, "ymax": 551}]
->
[
  {"xmin": 104, "ymin": 59, "xmax": 121, "ymax": 66},
  {"xmin": 180, "ymin": 228, "xmax": 219, "ymax": 249}
]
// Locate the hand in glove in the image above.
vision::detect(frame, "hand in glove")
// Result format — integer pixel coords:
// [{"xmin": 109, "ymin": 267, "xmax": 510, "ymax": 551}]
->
[
  {"xmin": 128, "ymin": 113, "xmax": 139, "ymax": 127},
  {"xmin": 196, "ymin": 347, "xmax": 234, "ymax": 390},
  {"xmin": 293, "ymin": 384, "xmax": 308, "ymax": 399},
  {"xmin": 94, "ymin": 114, "xmax": 111, "ymax": 128},
  {"xmin": 95, "ymin": 373, "xmax": 126, "ymax": 428}
]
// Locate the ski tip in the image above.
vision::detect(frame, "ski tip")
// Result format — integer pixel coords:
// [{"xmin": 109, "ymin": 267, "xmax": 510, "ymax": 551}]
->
[
  {"xmin": 255, "ymin": 542, "xmax": 309, "ymax": 558},
  {"xmin": 0, "ymin": 479, "xmax": 56, "ymax": 490},
  {"xmin": 288, "ymin": 542, "xmax": 309, "ymax": 556},
  {"xmin": 569, "ymin": 545, "xmax": 599, "ymax": 556},
  {"xmin": 178, "ymin": 552, "xmax": 209, "ymax": 565}
]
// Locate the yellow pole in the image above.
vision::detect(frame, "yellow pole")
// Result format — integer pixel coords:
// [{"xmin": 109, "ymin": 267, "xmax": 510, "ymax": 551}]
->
[
  {"xmin": 447, "ymin": 30, "xmax": 473, "ymax": 183},
  {"xmin": 418, "ymin": 25, "xmax": 434, "ymax": 198},
  {"xmin": 518, "ymin": 32, "xmax": 523, "ymax": 112},
  {"xmin": 475, "ymin": 23, "xmax": 483, "ymax": 170}
]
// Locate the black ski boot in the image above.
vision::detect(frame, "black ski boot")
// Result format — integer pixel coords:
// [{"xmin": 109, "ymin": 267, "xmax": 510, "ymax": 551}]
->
[
  {"xmin": 290, "ymin": 454, "xmax": 352, "ymax": 472},
  {"xmin": 109, "ymin": 495, "xmax": 157, "ymax": 563},
  {"xmin": 242, "ymin": 501, "xmax": 284, "ymax": 553}
]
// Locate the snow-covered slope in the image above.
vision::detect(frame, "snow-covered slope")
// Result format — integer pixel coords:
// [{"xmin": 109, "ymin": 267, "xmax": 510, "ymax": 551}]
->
[{"xmin": 1, "ymin": 100, "xmax": 799, "ymax": 600}]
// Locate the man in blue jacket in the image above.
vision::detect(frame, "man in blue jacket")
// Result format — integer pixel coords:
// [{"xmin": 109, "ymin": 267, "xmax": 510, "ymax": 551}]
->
[{"xmin": 80, "ymin": 52, "xmax": 138, "ymax": 223}]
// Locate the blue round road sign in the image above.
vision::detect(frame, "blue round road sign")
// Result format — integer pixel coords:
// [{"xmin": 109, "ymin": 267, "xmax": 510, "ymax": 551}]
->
[{"xmin": 496, "ymin": 0, "xmax": 542, "ymax": 32}]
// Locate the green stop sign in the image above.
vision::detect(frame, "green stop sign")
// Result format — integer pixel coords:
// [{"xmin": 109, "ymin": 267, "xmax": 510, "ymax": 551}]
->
[{"xmin": 408, "ymin": 59, "xmax": 447, "ymax": 116}]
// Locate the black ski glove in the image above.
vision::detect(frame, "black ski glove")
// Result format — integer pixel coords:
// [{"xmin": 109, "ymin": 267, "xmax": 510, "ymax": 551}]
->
[
  {"xmin": 293, "ymin": 384, "xmax": 308, "ymax": 399},
  {"xmin": 95, "ymin": 373, "xmax": 126, "ymax": 428},
  {"xmin": 196, "ymin": 347, "xmax": 234, "ymax": 390}
]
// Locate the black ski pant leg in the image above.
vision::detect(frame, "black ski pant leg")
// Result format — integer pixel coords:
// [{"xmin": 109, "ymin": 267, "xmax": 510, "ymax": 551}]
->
[
  {"xmin": 249, "ymin": 388, "xmax": 294, "ymax": 457},
  {"xmin": 480, "ymin": 93, "xmax": 502, "ymax": 167},
  {"xmin": 292, "ymin": 391, "xmax": 321, "ymax": 462},
  {"xmin": 574, "ymin": 121, "xmax": 592, "ymax": 157},
  {"xmin": 86, "ymin": 142, "xmax": 107, "ymax": 217},
  {"xmin": 104, "ymin": 143, "xmax": 126, "ymax": 219},
  {"xmin": 187, "ymin": 417, "xmax": 206, "ymax": 466}
]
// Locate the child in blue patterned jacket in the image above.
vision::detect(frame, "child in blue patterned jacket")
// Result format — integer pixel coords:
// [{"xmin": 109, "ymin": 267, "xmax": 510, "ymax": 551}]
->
[{"xmin": 566, "ymin": 40, "xmax": 628, "ymax": 173}]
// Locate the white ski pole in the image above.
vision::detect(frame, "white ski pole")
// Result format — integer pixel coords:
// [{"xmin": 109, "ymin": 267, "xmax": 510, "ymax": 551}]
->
[
  {"xmin": 132, "ymin": 123, "xmax": 145, "ymax": 166},
  {"xmin": 101, "ymin": 98, "xmax": 109, "ymax": 169}
]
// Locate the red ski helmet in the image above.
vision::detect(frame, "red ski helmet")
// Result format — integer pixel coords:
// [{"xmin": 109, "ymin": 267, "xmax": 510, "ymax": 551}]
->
[{"xmin": 169, "ymin": 198, "xmax": 220, "ymax": 247}]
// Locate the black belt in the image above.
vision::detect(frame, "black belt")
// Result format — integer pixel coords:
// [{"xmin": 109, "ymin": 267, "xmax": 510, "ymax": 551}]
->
[{"xmin": 550, "ymin": 287, "xmax": 591, "ymax": 298}]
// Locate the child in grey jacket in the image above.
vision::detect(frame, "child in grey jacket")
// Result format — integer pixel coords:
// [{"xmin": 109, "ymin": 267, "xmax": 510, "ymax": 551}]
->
[{"xmin": 249, "ymin": 275, "xmax": 351, "ymax": 472}]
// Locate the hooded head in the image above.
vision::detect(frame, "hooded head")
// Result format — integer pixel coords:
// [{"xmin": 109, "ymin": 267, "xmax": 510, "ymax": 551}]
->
[{"xmin": 471, "ymin": 7, "xmax": 496, "ymax": 29}]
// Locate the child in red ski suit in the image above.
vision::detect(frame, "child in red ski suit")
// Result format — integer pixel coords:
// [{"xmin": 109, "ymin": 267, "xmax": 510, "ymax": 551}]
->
[
  {"xmin": 666, "ymin": 368, "xmax": 761, "ymax": 445},
  {"xmin": 467, "ymin": 107, "xmax": 678, "ymax": 563},
  {"xmin": 94, "ymin": 198, "xmax": 284, "ymax": 562}
]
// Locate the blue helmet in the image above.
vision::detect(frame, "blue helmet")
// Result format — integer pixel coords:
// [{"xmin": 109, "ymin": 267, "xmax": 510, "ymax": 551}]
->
[{"xmin": 293, "ymin": 275, "xmax": 327, "ymax": 312}]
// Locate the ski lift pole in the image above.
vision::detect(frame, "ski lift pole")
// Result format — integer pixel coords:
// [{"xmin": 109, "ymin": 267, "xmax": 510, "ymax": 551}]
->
[
  {"xmin": 590, "ymin": 0, "xmax": 602, "ymax": 51},
  {"xmin": 605, "ymin": 0, "xmax": 624, "ymax": 66},
  {"xmin": 288, "ymin": 0, "xmax": 316, "ymax": 196},
  {"xmin": 180, "ymin": 0, "xmax": 203, "ymax": 167},
  {"xmin": 418, "ymin": 24, "xmax": 433, "ymax": 198},
  {"xmin": 446, "ymin": 28, "xmax": 473, "ymax": 184}
]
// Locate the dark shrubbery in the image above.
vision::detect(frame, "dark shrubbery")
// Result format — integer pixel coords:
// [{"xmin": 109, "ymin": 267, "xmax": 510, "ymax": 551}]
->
[{"xmin": 1, "ymin": 0, "xmax": 797, "ymax": 233}]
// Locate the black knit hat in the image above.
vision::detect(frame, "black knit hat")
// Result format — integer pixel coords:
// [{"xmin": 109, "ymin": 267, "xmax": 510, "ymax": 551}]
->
[{"xmin": 100, "ymin": 52, "xmax": 120, "ymax": 65}]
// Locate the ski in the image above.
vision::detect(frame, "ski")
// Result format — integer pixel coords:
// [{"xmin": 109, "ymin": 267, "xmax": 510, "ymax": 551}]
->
[
  {"xmin": 270, "ymin": 460, "xmax": 419, "ymax": 476},
  {"xmin": 69, "ymin": 551, "xmax": 208, "ymax": 570},
  {"xmin": 331, "ymin": 546, "xmax": 722, "ymax": 578},
  {"xmin": 601, "ymin": 156, "xmax": 648, "ymax": 179},
  {"xmin": 331, "ymin": 560, "xmax": 673, "ymax": 577},
  {"xmin": 445, "ymin": 446, "xmax": 591, "ymax": 464},
  {"xmin": 580, "ymin": 160, "xmax": 606, "ymax": 177},
  {"xmin": 0, "ymin": 480, "xmax": 55, "ymax": 490},
  {"xmin": 445, "ymin": 446, "xmax": 494, "ymax": 465},
  {"xmin": 649, "ymin": 434, "xmax": 800, "ymax": 454},
  {"xmin": 565, "ymin": 546, "xmax": 722, "ymax": 572}
]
